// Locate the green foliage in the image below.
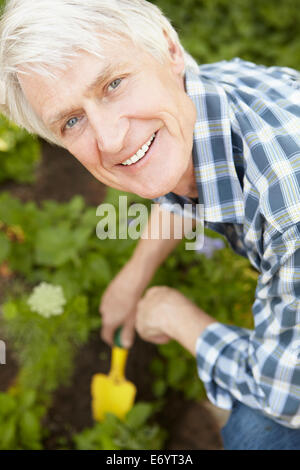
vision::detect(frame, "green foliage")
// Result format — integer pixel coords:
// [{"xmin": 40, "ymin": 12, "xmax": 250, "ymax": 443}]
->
[
  {"xmin": 0, "ymin": 192, "xmax": 134, "ymax": 304},
  {"xmin": 150, "ymin": 342, "xmax": 206, "ymax": 401},
  {"xmin": 2, "ymin": 289, "xmax": 93, "ymax": 395},
  {"xmin": 152, "ymin": 0, "xmax": 300, "ymax": 70},
  {"xmin": 73, "ymin": 402, "xmax": 167, "ymax": 450},
  {"xmin": 0, "ymin": 389, "xmax": 46, "ymax": 450},
  {"xmin": 0, "ymin": 230, "xmax": 11, "ymax": 263},
  {"xmin": 0, "ymin": 115, "xmax": 41, "ymax": 184}
]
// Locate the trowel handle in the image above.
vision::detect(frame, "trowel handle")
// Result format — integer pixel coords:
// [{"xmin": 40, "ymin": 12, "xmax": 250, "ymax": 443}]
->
[
  {"xmin": 114, "ymin": 326, "xmax": 123, "ymax": 348},
  {"xmin": 110, "ymin": 346, "xmax": 128, "ymax": 381},
  {"xmin": 109, "ymin": 327, "xmax": 128, "ymax": 381}
]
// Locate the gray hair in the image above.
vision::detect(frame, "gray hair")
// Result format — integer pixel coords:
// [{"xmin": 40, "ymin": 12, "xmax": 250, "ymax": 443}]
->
[{"xmin": 0, "ymin": 0, "xmax": 199, "ymax": 145}]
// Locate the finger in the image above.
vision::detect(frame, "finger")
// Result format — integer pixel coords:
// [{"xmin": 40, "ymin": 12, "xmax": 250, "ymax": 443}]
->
[
  {"xmin": 121, "ymin": 314, "xmax": 136, "ymax": 349},
  {"xmin": 99, "ymin": 295, "xmax": 109, "ymax": 314},
  {"xmin": 150, "ymin": 334, "xmax": 171, "ymax": 344},
  {"xmin": 98, "ymin": 300, "xmax": 105, "ymax": 315},
  {"xmin": 100, "ymin": 322, "xmax": 117, "ymax": 347},
  {"xmin": 137, "ymin": 332, "xmax": 171, "ymax": 344}
]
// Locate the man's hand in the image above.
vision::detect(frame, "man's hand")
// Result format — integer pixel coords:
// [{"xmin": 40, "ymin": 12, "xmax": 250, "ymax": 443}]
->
[
  {"xmin": 135, "ymin": 286, "xmax": 183, "ymax": 344},
  {"xmin": 99, "ymin": 258, "xmax": 146, "ymax": 348},
  {"xmin": 99, "ymin": 204, "xmax": 195, "ymax": 349},
  {"xmin": 136, "ymin": 286, "xmax": 216, "ymax": 355},
  {"xmin": 99, "ymin": 204, "xmax": 197, "ymax": 347}
]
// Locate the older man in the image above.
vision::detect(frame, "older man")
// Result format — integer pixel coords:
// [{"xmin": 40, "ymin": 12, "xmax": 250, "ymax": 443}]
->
[{"xmin": 0, "ymin": 0, "xmax": 300, "ymax": 450}]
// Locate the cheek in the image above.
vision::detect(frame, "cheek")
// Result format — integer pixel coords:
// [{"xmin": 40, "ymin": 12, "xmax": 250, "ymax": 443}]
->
[
  {"xmin": 67, "ymin": 138, "xmax": 121, "ymax": 187},
  {"xmin": 68, "ymin": 136, "xmax": 98, "ymax": 167},
  {"xmin": 124, "ymin": 78, "xmax": 169, "ymax": 115}
]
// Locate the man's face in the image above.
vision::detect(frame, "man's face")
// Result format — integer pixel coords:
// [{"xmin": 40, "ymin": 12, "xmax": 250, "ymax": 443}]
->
[{"xmin": 18, "ymin": 38, "xmax": 196, "ymax": 199}]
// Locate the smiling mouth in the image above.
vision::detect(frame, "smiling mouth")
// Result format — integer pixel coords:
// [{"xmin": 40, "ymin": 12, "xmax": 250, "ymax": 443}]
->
[{"xmin": 119, "ymin": 132, "xmax": 157, "ymax": 167}]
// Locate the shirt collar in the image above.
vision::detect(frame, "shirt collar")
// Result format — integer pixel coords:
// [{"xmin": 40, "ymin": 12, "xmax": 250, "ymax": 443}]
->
[{"xmin": 184, "ymin": 69, "xmax": 244, "ymax": 224}]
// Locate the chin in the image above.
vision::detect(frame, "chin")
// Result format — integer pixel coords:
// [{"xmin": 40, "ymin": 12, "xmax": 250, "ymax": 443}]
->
[
  {"xmin": 125, "ymin": 160, "xmax": 187, "ymax": 200},
  {"xmin": 134, "ymin": 181, "xmax": 178, "ymax": 200}
]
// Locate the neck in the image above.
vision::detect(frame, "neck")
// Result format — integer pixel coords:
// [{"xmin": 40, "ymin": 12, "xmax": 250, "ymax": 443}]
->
[{"xmin": 172, "ymin": 155, "xmax": 198, "ymax": 198}]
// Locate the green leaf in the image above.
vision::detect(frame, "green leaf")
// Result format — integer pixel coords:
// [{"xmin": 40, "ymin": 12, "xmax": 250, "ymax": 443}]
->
[
  {"xmin": 0, "ymin": 393, "xmax": 17, "ymax": 416},
  {"xmin": 19, "ymin": 389, "xmax": 37, "ymax": 410},
  {"xmin": 152, "ymin": 379, "xmax": 167, "ymax": 398},
  {"xmin": 0, "ymin": 232, "xmax": 11, "ymax": 263},
  {"xmin": 100, "ymin": 434, "xmax": 120, "ymax": 450},
  {"xmin": 68, "ymin": 196, "xmax": 85, "ymax": 218},
  {"xmin": 0, "ymin": 416, "xmax": 17, "ymax": 450},
  {"xmin": 126, "ymin": 403, "xmax": 154, "ymax": 430},
  {"xmin": 158, "ymin": 341, "xmax": 182, "ymax": 359},
  {"xmin": 34, "ymin": 226, "xmax": 78, "ymax": 267},
  {"xmin": 167, "ymin": 357, "xmax": 188, "ymax": 386},
  {"xmin": 0, "ymin": 116, "xmax": 40, "ymax": 184},
  {"xmin": 2, "ymin": 301, "xmax": 18, "ymax": 321},
  {"xmin": 149, "ymin": 358, "xmax": 165, "ymax": 376},
  {"xmin": 19, "ymin": 410, "xmax": 42, "ymax": 449},
  {"xmin": 82, "ymin": 253, "xmax": 112, "ymax": 286}
]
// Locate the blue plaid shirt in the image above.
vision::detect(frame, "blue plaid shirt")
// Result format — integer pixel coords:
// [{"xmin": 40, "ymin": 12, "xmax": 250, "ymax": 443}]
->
[{"xmin": 153, "ymin": 58, "xmax": 300, "ymax": 428}]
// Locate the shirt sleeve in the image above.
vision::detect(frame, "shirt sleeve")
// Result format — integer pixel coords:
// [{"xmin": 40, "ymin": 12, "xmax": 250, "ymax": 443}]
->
[{"xmin": 195, "ymin": 221, "xmax": 300, "ymax": 428}]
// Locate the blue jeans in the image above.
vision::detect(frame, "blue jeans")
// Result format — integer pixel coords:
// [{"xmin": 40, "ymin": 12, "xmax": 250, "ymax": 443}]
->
[{"xmin": 221, "ymin": 400, "xmax": 300, "ymax": 450}]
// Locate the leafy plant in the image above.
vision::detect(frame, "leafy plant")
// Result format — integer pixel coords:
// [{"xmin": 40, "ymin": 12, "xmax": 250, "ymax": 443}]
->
[
  {"xmin": 73, "ymin": 402, "xmax": 167, "ymax": 450},
  {"xmin": 0, "ymin": 115, "xmax": 40, "ymax": 184},
  {"xmin": 151, "ymin": 0, "xmax": 300, "ymax": 70},
  {"xmin": 1, "ymin": 285, "xmax": 95, "ymax": 395},
  {"xmin": 0, "ymin": 192, "xmax": 134, "ymax": 306},
  {"xmin": 150, "ymin": 342, "xmax": 207, "ymax": 401},
  {"xmin": 0, "ymin": 388, "xmax": 46, "ymax": 450}
]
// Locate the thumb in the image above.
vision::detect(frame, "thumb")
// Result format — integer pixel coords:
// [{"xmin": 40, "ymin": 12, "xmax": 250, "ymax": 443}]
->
[{"xmin": 120, "ymin": 314, "xmax": 136, "ymax": 349}]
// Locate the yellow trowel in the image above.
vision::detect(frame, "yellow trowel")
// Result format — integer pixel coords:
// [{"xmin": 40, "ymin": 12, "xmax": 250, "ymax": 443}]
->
[{"xmin": 91, "ymin": 327, "xmax": 136, "ymax": 422}]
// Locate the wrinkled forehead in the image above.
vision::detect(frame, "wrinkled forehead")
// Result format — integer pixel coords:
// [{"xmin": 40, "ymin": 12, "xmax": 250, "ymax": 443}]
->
[
  {"xmin": 17, "ymin": 35, "xmax": 158, "ymax": 91},
  {"xmin": 18, "ymin": 35, "xmax": 131, "ymax": 77},
  {"xmin": 16, "ymin": 41, "xmax": 157, "ymax": 128}
]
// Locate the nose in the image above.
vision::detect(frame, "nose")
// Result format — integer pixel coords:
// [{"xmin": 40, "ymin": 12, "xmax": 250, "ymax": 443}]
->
[{"xmin": 87, "ymin": 103, "xmax": 129, "ymax": 155}]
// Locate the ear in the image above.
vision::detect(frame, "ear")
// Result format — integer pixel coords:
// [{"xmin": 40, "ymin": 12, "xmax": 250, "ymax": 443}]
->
[{"xmin": 163, "ymin": 30, "xmax": 185, "ymax": 77}]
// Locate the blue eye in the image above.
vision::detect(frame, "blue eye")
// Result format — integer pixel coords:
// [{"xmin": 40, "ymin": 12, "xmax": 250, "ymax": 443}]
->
[
  {"xmin": 65, "ymin": 117, "xmax": 79, "ymax": 129},
  {"xmin": 108, "ymin": 78, "xmax": 122, "ymax": 91}
]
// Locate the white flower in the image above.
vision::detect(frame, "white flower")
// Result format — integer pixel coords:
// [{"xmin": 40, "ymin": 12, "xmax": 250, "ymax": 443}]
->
[{"xmin": 27, "ymin": 282, "xmax": 66, "ymax": 318}]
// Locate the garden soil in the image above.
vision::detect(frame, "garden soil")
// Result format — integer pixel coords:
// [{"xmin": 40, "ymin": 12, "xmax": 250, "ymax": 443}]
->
[{"xmin": 0, "ymin": 139, "xmax": 224, "ymax": 450}]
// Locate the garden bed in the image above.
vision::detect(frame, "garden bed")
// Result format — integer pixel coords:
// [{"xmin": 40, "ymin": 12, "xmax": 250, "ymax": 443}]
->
[
  {"xmin": 0, "ymin": 139, "xmax": 223, "ymax": 450},
  {"xmin": 43, "ymin": 332, "xmax": 223, "ymax": 450}
]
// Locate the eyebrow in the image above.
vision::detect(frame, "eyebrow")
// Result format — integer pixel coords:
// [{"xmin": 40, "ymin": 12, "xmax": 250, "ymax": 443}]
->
[{"xmin": 46, "ymin": 62, "xmax": 127, "ymax": 129}]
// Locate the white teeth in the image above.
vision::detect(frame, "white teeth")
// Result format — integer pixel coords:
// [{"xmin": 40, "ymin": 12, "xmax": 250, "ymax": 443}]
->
[
  {"xmin": 131, "ymin": 154, "xmax": 139, "ymax": 163},
  {"xmin": 121, "ymin": 133, "xmax": 156, "ymax": 166},
  {"xmin": 137, "ymin": 149, "xmax": 144, "ymax": 158}
]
